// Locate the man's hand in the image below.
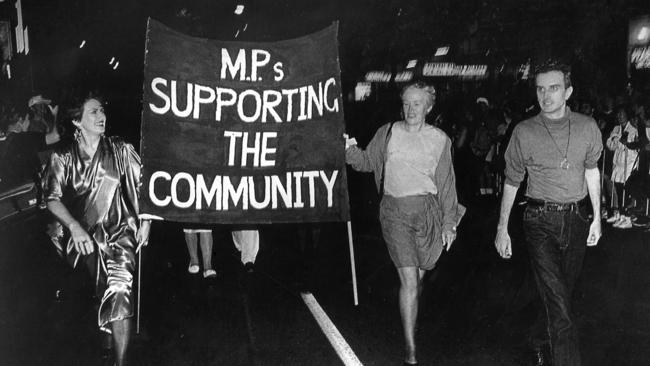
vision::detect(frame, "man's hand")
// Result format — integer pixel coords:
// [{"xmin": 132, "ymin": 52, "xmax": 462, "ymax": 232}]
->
[
  {"xmin": 494, "ymin": 229, "xmax": 512, "ymax": 259},
  {"xmin": 136, "ymin": 220, "xmax": 152, "ymax": 253},
  {"xmin": 587, "ymin": 219, "xmax": 601, "ymax": 246},
  {"xmin": 442, "ymin": 228, "xmax": 457, "ymax": 251}
]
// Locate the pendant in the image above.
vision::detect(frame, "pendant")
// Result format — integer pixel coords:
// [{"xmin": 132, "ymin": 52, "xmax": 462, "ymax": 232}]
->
[{"xmin": 560, "ymin": 158, "xmax": 570, "ymax": 170}]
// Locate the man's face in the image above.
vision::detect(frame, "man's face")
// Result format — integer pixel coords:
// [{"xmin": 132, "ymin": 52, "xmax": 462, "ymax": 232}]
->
[
  {"xmin": 402, "ymin": 87, "xmax": 432, "ymax": 126},
  {"xmin": 535, "ymin": 71, "xmax": 573, "ymax": 118}
]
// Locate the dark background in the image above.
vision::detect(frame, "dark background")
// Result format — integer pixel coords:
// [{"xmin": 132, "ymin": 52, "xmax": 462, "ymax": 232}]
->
[{"xmin": 2, "ymin": 0, "xmax": 650, "ymax": 136}]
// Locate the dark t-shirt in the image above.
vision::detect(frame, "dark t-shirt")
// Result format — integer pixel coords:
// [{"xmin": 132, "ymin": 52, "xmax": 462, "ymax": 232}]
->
[
  {"xmin": 504, "ymin": 109, "xmax": 603, "ymax": 203},
  {"xmin": 0, "ymin": 132, "xmax": 47, "ymax": 189}
]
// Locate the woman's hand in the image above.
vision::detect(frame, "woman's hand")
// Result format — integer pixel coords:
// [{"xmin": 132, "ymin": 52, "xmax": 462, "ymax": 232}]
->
[
  {"xmin": 343, "ymin": 133, "xmax": 357, "ymax": 150},
  {"xmin": 136, "ymin": 219, "xmax": 152, "ymax": 253},
  {"xmin": 442, "ymin": 228, "xmax": 457, "ymax": 251},
  {"xmin": 69, "ymin": 222, "xmax": 94, "ymax": 255}
]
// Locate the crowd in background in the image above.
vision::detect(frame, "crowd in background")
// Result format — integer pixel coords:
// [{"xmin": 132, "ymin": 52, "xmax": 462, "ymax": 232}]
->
[{"xmin": 1, "ymin": 80, "xmax": 650, "ymax": 230}]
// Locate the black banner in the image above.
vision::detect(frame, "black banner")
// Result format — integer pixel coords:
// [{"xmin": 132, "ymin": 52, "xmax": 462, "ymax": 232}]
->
[{"xmin": 140, "ymin": 19, "xmax": 349, "ymax": 223}]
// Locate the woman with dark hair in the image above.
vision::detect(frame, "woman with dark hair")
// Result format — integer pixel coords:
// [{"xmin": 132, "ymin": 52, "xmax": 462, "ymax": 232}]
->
[
  {"xmin": 41, "ymin": 95, "xmax": 151, "ymax": 366},
  {"xmin": 345, "ymin": 81, "xmax": 465, "ymax": 365}
]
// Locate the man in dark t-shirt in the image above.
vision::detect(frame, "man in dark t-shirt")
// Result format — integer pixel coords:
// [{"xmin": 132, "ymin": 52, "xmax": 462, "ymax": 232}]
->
[{"xmin": 494, "ymin": 59, "xmax": 603, "ymax": 366}]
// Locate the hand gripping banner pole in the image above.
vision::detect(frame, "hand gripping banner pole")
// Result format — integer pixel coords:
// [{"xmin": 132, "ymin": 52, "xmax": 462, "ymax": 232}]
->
[{"xmin": 346, "ymin": 221, "xmax": 359, "ymax": 306}]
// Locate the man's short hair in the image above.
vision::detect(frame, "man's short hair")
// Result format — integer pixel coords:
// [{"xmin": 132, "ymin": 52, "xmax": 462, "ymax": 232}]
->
[
  {"xmin": 533, "ymin": 59, "xmax": 572, "ymax": 89},
  {"xmin": 400, "ymin": 81, "xmax": 436, "ymax": 108}
]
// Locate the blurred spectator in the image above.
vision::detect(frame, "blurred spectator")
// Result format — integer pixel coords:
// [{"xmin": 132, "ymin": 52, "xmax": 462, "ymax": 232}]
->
[
  {"xmin": 0, "ymin": 104, "xmax": 60, "ymax": 190},
  {"xmin": 606, "ymin": 104, "xmax": 638, "ymax": 229},
  {"xmin": 27, "ymin": 95, "xmax": 58, "ymax": 134}
]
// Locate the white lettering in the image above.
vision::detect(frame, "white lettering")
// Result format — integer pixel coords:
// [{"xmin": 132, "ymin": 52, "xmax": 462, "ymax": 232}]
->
[
  {"xmin": 249, "ymin": 176, "xmax": 271, "ymax": 209},
  {"xmin": 238, "ymin": 89, "xmax": 261, "ymax": 122},
  {"xmin": 193, "ymin": 84, "xmax": 216, "ymax": 119},
  {"xmin": 149, "ymin": 171, "xmax": 171, "ymax": 206},
  {"xmin": 196, "ymin": 174, "xmax": 222, "ymax": 210},
  {"xmin": 303, "ymin": 171, "xmax": 319, "ymax": 207},
  {"xmin": 171, "ymin": 80, "xmax": 193, "ymax": 118},
  {"xmin": 262, "ymin": 90, "xmax": 282, "ymax": 122},
  {"xmin": 149, "ymin": 77, "xmax": 170, "ymax": 115},
  {"xmin": 293, "ymin": 171, "xmax": 304, "ymax": 208},
  {"xmin": 216, "ymin": 87, "xmax": 237, "ymax": 121},
  {"xmin": 261, "ymin": 132, "xmax": 277, "ymax": 167},
  {"xmin": 271, "ymin": 173, "xmax": 292, "ymax": 209},
  {"xmin": 224, "ymin": 131, "xmax": 243, "ymax": 166},
  {"xmin": 241, "ymin": 132, "xmax": 261, "ymax": 167},
  {"xmin": 320, "ymin": 170, "xmax": 338, "ymax": 207},
  {"xmin": 251, "ymin": 49, "xmax": 271, "ymax": 81},
  {"xmin": 171, "ymin": 172, "xmax": 195, "ymax": 208},
  {"xmin": 221, "ymin": 49, "xmax": 246, "ymax": 80},
  {"xmin": 223, "ymin": 176, "xmax": 248, "ymax": 210}
]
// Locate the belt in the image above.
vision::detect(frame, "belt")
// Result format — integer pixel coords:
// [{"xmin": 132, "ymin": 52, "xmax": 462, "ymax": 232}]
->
[{"xmin": 526, "ymin": 198, "xmax": 588, "ymax": 212}]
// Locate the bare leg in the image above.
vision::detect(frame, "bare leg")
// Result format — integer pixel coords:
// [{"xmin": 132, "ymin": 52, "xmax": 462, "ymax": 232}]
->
[
  {"xmin": 397, "ymin": 267, "xmax": 426, "ymax": 364},
  {"xmin": 185, "ymin": 232, "xmax": 199, "ymax": 266},
  {"xmin": 199, "ymin": 232, "xmax": 214, "ymax": 270},
  {"xmin": 112, "ymin": 318, "xmax": 131, "ymax": 366}
]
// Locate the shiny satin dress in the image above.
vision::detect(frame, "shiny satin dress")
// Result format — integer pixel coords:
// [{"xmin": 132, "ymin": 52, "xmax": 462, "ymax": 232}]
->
[{"xmin": 42, "ymin": 135, "xmax": 141, "ymax": 333}]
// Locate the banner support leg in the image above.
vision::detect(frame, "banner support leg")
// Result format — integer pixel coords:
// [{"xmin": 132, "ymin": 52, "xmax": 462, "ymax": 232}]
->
[
  {"xmin": 346, "ymin": 221, "xmax": 359, "ymax": 306},
  {"xmin": 137, "ymin": 249, "xmax": 142, "ymax": 334}
]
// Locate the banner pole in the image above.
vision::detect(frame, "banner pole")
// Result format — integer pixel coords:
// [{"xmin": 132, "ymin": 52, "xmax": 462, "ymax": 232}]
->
[
  {"xmin": 137, "ymin": 249, "xmax": 142, "ymax": 334},
  {"xmin": 346, "ymin": 221, "xmax": 359, "ymax": 306}
]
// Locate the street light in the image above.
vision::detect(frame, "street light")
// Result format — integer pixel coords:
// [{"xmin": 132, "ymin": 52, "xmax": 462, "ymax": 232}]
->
[
  {"xmin": 638, "ymin": 26, "xmax": 650, "ymax": 42},
  {"xmin": 79, "ymin": 40, "xmax": 86, "ymax": 48},
  {"xmin": 234, "ymin": 5, "xmax": 244, "ymax": 15}
]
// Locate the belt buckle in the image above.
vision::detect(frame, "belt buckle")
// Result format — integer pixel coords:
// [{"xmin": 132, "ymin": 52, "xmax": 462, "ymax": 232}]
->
[{"xmin": 545, "ymin": 203, "xmax": 559, "ymax": 211}]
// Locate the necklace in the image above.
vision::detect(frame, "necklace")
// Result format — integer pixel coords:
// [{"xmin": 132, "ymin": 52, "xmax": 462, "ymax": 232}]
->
[{"xmin": 541, "ymin": 116, "xmax": 571, "ymax": 170}]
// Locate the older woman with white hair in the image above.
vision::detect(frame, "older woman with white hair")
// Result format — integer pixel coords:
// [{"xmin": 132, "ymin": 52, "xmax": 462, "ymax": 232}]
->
[{"xmin": 345, "ymin": 81, "xmax": 464, "ymax": 365}]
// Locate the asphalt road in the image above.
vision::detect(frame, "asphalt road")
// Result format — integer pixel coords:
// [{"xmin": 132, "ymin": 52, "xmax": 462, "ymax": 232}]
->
[{"xmin": 1, "ymin": 199, "xmax": 650, "ymax": 365}]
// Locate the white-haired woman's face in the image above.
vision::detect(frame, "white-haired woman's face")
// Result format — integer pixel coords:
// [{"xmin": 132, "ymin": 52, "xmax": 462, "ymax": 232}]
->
[{"xmin": 402, "ymin": 87, "xmax": 432, "ymax": 126}]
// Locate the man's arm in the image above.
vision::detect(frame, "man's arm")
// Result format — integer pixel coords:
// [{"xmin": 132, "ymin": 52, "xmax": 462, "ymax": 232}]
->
[
  {"xmin": 494, "ymin": 183, "xmax": 518, "ymax": 258},
  {"xmin": 584, "ymin": 167, "xmax": 602, "ymax": 246}
]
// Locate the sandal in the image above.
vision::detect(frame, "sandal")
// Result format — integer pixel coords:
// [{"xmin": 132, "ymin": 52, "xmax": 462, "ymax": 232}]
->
[
  {"xmin": 188, "ymin": 264, "xmax": 200, "ymax": 274},
  {"xmin": 203, "ymin": 269, "xmax": 217, "ymax": 278}
]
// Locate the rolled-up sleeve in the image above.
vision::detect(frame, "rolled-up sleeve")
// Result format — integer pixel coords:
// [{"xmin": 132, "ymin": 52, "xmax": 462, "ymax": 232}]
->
[
  {"xmin": 345, "ymin": 124, "xmax": 389, "ymax": 174},
  {"xmin": 41, "ymin": 151, "xmax": 67, "ymax": 202},
  {"xmin": 434, "ymin": 137, "xmax": 465, "ymax": 232},
  {"xmin": 345, "ymin": 145, "xmax": 374, "ymax": 172},
  {"xmin": 504, "ymin": 125, "xmax": 525, "ymax": 187},
  {"xmin": 585, "ymin": 121, "xmax": 603, "ymax": 169}
]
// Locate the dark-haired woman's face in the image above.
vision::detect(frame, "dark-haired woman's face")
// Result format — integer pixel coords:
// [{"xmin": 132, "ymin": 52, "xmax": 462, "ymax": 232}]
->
[
  {"xmin": 616, "ymin": 109, "xmax": 627, "ymax": 125},
  {"xmin": 74, "ymin": 98, "xmax": 106, "ymax": 137}
]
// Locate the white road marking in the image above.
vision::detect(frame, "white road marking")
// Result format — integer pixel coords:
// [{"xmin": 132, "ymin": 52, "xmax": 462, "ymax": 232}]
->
[{"xmin": 301, "ymin": 292, "xmax": 363, "ymax": 366}]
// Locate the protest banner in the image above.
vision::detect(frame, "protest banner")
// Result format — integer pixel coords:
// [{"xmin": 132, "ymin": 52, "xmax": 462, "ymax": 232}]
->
[{"xmin": 140, "ymin": 19, "xmax": 349, "ymax": 224}]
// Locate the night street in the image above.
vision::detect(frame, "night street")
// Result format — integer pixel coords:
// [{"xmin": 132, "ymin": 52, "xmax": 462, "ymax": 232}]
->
[{"xmin": 2, "ymin": 200, "xmax": 650, "ymax": 366}]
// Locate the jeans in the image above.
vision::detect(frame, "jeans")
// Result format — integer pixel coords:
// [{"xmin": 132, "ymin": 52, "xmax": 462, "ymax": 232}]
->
[{"xmin": 523, "ymin": 203, "xmax": 590, "ymax": 366}]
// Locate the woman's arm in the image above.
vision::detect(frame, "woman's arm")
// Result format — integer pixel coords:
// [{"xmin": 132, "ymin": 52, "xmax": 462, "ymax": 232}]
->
[
  {"xmin": 345, "ymin": 124, "xmax": 389, "ymax": 173},
  {"xmin": 121, "ymin": 141, "xmax": 152, "ymax": 251},
  {"xmin": 47, "ymin": 200, "xmax": 94, "ymax": 255},
  {"xmin": 434, "ymin": 138, "xmax": 465, "ymax": 240}
]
